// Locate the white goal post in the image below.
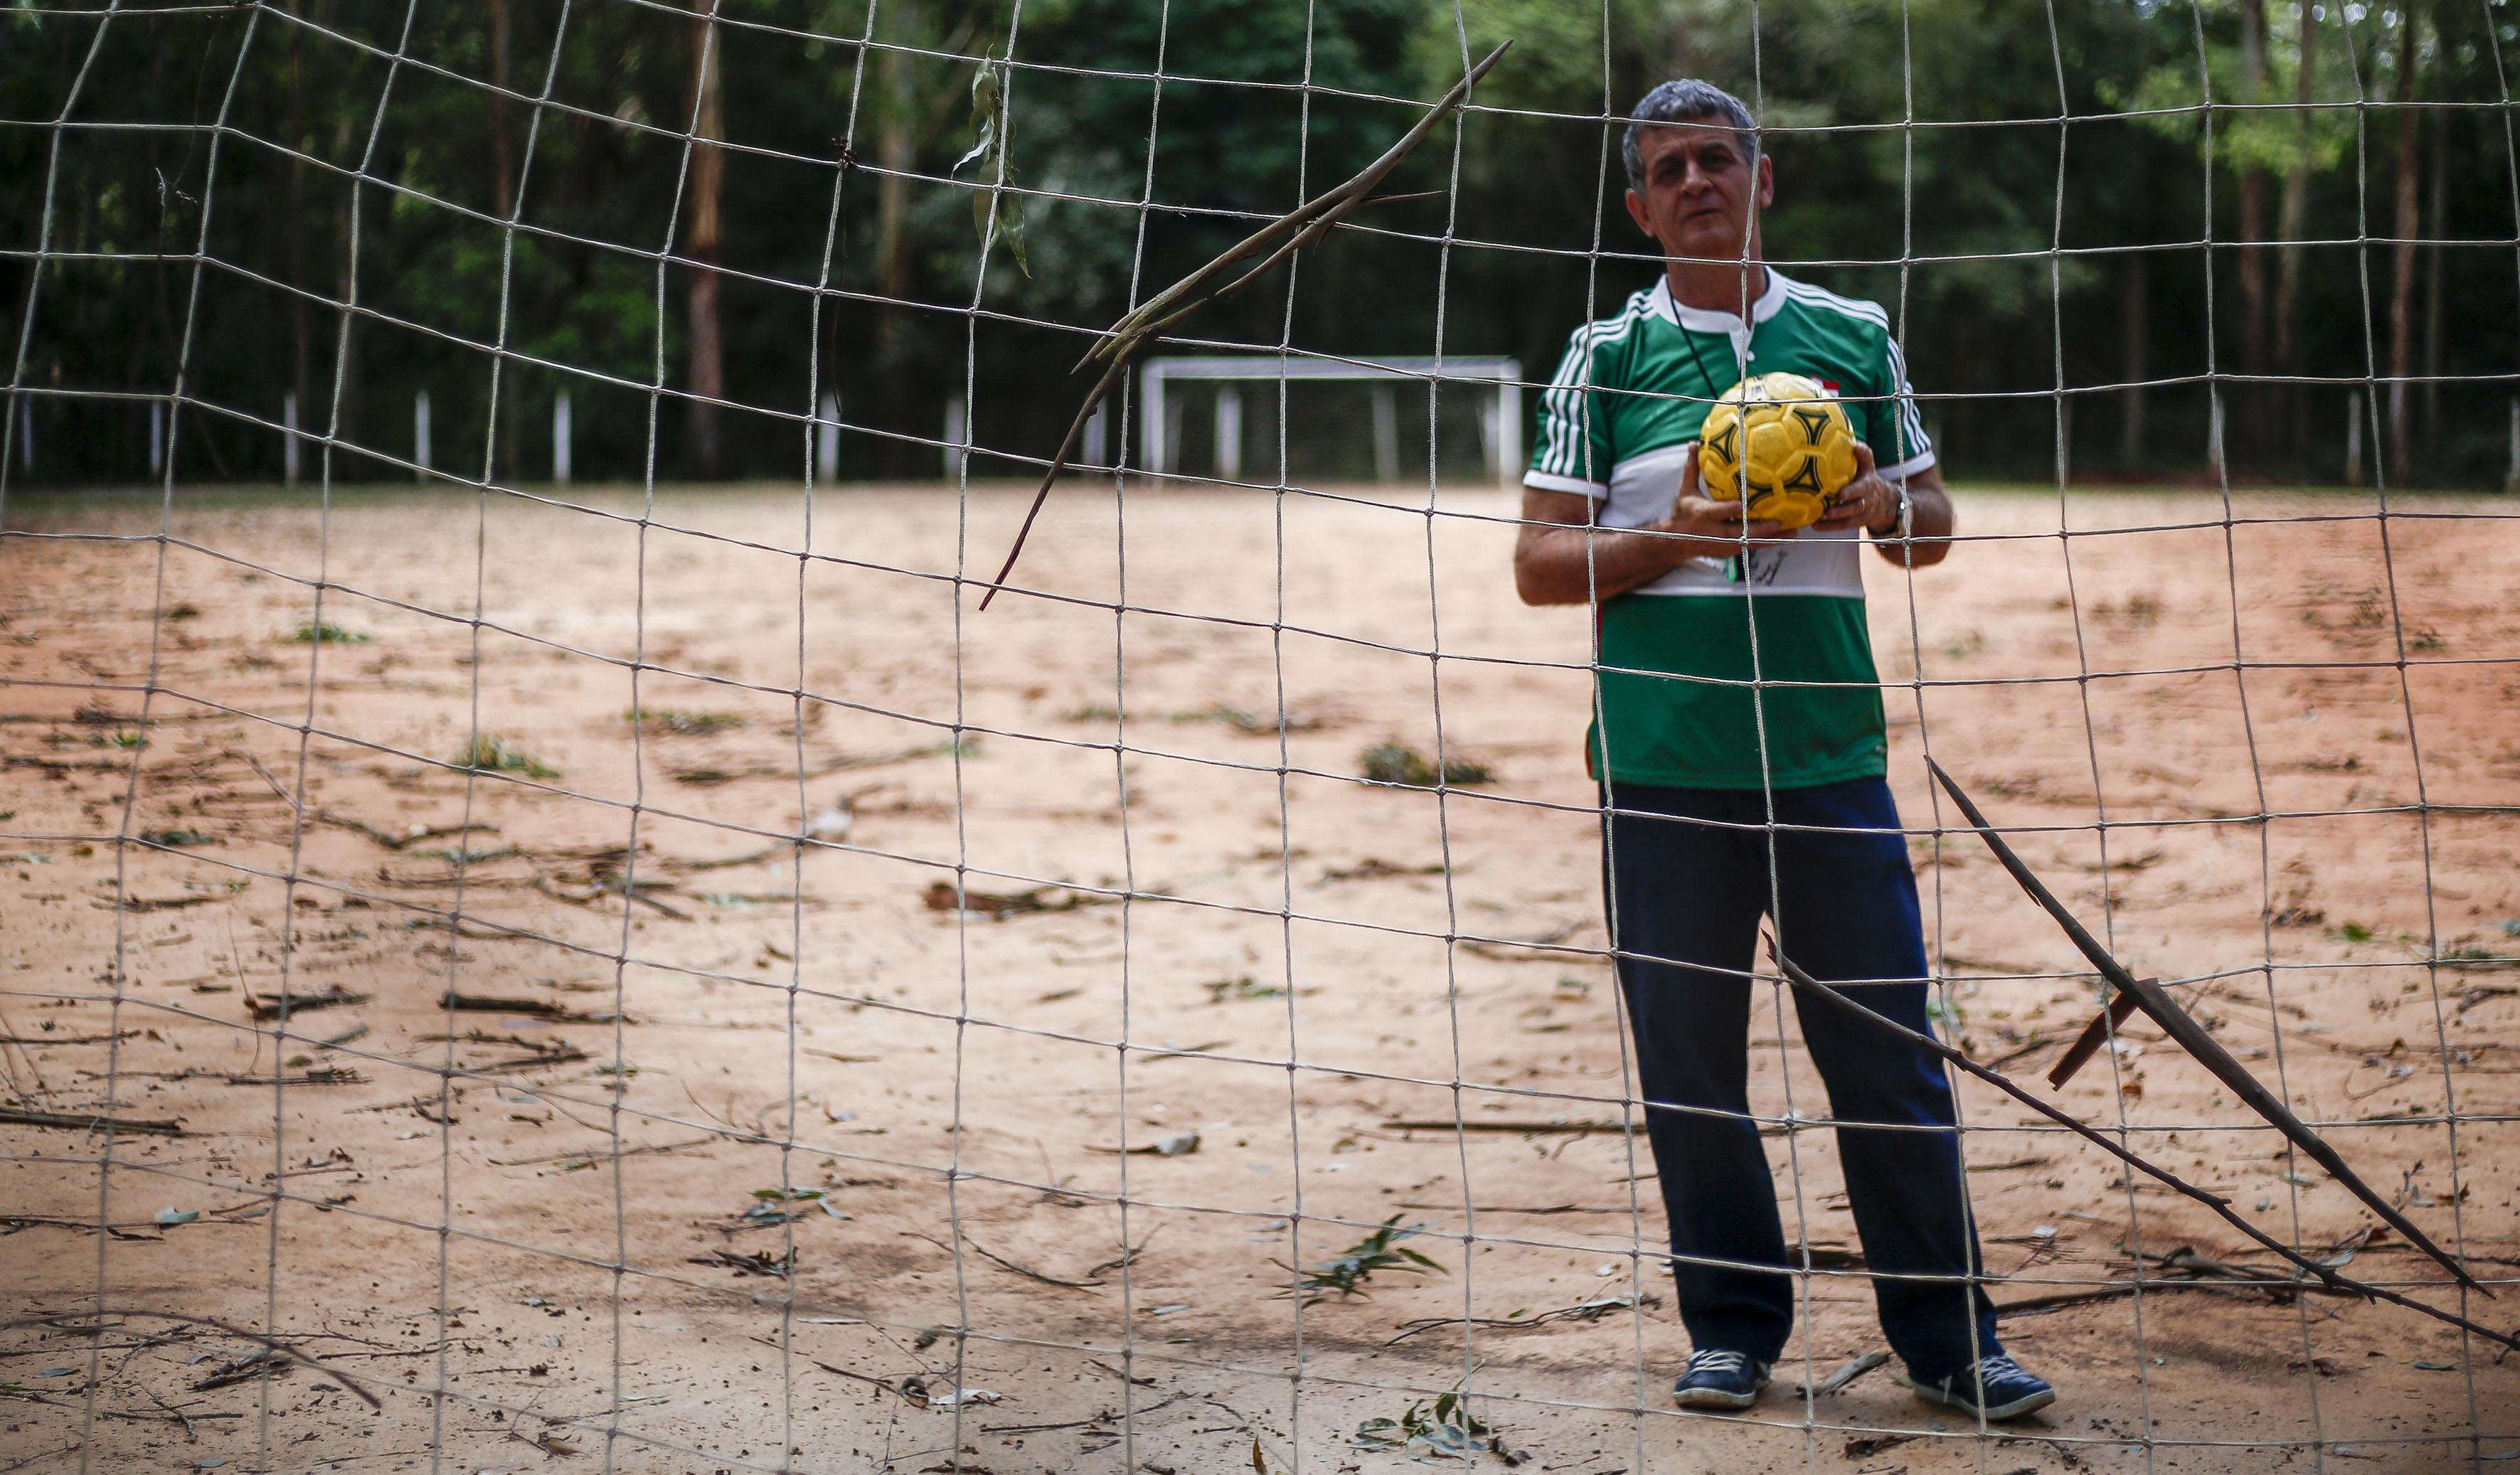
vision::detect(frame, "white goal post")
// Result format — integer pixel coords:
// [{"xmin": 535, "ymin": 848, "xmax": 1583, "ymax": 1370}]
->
[{"xmin": 1138, "ymin": 354, "xmax": 1523, "ymax": 488}]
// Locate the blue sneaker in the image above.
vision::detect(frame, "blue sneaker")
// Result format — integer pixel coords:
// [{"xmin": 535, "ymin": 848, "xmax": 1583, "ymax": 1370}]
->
[
  {"xmin": 1905, "ymin": 1353, "xmax": 2056, "ymax": 1421},
  {"xmin": 1673, "ymin": 1348, "xmax": 1770, "ymax": 1409}
]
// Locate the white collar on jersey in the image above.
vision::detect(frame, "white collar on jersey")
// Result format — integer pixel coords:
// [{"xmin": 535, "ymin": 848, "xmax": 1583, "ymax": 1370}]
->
[{"xmin": 1649, "ymin": 267, "xmax": 1792, "ymax": 334}]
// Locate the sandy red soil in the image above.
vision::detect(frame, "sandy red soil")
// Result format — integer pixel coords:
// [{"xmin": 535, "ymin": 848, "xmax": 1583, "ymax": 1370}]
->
[{"xmin": 1, "ymin": 481, "xmax": 2515, "ymax": 1474}]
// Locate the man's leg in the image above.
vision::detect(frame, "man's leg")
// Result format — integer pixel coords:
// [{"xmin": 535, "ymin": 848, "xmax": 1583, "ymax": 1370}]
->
[
  {"xmin": 1602, "ymin": 782, "xmax": 1793, "ymax": 1363},
  {"xmin": 1766, "ymin": 777, "xmax": 2001, "ymax": 1381}
]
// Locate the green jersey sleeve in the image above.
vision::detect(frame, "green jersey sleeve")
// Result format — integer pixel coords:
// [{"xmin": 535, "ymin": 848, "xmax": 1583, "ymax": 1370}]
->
[
  {"xmin": 1526, "ymin": 324, "xmax": 1619, "ymax": 496},
  {"xmin": 1861, "ymin": 326, "xmax": 1935, "ymax": 479}
]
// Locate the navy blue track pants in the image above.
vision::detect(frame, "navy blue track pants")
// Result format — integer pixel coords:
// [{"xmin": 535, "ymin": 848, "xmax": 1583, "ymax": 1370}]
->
[{"xmin": 1601, "ymin": 776, "xmax": 2000, "ymax": 1379}]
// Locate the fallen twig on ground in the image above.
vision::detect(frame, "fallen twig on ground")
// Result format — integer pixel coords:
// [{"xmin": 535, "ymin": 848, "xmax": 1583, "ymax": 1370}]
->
[
  {"xmin": 244, "ymin": 985, "xmax": 368, "ymax": 1021},
  {"xmin": 1454, "ymin": 922, "xmax": 1586, "ymax": 964},
  {"xmin": 467, "ymin": 1047, "xmax": 591, "ymax": 1075},
  {"xmin": 313, "ymin": 810, "xmax": 500, "ymax": 852},
  {"xmin": 675, "ymin": 844, "xmax": 787, "ymax": 871},
  {"xmin": 438, "ymin": 991, "xmax": 600, "ymax": 1021},
  {"xmin": 0, "ymin": 1311, "xmax": 384, "ymax": 1410},
  {"xmin": 3, "ymin": 1213, "xmax": 165, "ymax": 1240},
  {"xmin": 689, "ymin": 1247, "xmax": 794, "ymax": 1277},
  {"xmin": 0, "ymin": 1104, "xmax": 185, "ymax": 1136},
  {"xmin": 747, "ymin": 1334, "xmax": 913, "ymax": 1401},
  {"xmin": 1979, "ymin": 1033, "xmax": 2057, "ymax": 1072},
  {"xmin": 344, "ymin": 1092, "xmax": 458, "ymax": 1121},
  {"xmin": 488, "ymin": 1135, "xmax": 718, "ymax": 1168},
  {"xmin": 902, "ymin": 1228, "xmax": 1110, "ymax": 1290},
  {"xmin": 401, "ymin": 915, "xmax": 543, "ymax": 942},
  {"xmin": 1808, "ymin": 1349, "xmax": 1891, "ymax": 1396},
  {"xmin": 1385, "ymin": 1292, "xmax": 1658, "ymax": 1345},
  {"xmin": 2138, "ymin": 1244, "xmax": 2312, "ymax": 1288},
  {"xmin": 1392, "ymin": 1202, "xmax": 1623, "ymax": 1214},
  {"xmin": 1928, "ymin": 757, "xmax": 2482, "ymax": 1293},
  {"xmin": 1964, "ymin": 1155, "xmax": 2055, "ymax": 1173},
  {"xmin": 982, "ymin": 1392, "xmax": 1184, "ymax": 1436},
  {"xmin": 1995, "ymin": 1280, "xmax": 2299, "ymax": 1316},
  {"xmin": 0, "ymin": 1391, "xmax": 243, "ymax": 1436},
  {"xmin": 1383, "ymin": 1119, "xmax": 1624, "ymax": 1134},
  {"xmin": 921, "ymin": 880, "xmax": 1109, "ymax": 919},
  {"xmin": 1088, "ymin": 1357, "xmax": 1157, "ymax": 1386},
  {"xmin": 191, "ymin": 1347, "xmax": 293, "ymax": 1392}
]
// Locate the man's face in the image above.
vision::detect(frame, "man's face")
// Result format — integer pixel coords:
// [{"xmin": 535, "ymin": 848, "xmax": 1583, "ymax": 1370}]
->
[{"xmin": 1624, "ymin": 117, "xmax": 1773, "ymax": 265}]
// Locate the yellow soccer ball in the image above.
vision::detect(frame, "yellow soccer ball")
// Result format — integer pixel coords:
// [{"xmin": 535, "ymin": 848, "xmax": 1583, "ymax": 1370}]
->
[{"xmin": 1695, "ymin": 371, "xmax": 1861, "ymax": 532}]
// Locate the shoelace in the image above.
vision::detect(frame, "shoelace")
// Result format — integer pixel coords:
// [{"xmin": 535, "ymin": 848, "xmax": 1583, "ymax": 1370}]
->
[
  {"xmin": 1969, "ymin": 1354, "xmax": 2027, "ymax": 1385},
  {"xmin": 1685, "ymin": 1350, "xmax": 1751, "ymax": 1378}
]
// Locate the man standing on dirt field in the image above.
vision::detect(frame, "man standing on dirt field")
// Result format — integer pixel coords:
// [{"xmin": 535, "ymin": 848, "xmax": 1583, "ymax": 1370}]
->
[{"xmin": 1510, "ymin": 80, "xmax": 2056, "ymax": 1422}]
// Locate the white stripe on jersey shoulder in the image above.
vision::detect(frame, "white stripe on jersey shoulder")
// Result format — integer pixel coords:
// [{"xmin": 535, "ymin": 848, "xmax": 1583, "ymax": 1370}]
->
[
  {"xmin": 1541, "ymin": 290, "xmax": 1654, "ymax": 403},
  {"xmin": 1536, "ymin": 289, "xmax": 1659, "ymax": 479},
  {"xmin": 1567, "ymin": 287, "xmax": 1659, "ymax": 354},
  {"xmin": 1782, "ymin": 279, "xmax": 1892, "ymax": 331}
]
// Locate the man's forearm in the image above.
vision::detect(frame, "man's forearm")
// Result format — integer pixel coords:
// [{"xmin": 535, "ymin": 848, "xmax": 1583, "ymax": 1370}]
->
[
  {"xmin": 1868, "ymin": 469, "xmax": 1955, "ymax": 568},
  {"xmin": 1516, "ymin": 521, "xmax": 1709, "ymax": 605}
]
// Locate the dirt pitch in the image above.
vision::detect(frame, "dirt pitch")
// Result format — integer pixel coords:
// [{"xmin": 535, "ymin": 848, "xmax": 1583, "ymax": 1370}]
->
[{"xmin": 2, "ymin": 481, "xmax": 2516, "ymax": 1474}]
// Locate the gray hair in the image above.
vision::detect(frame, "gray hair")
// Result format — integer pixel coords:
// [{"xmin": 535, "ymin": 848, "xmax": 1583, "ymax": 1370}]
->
[{"xmin": 1622, "ymin": 80, "xmax": 1758, "ymax": 193}]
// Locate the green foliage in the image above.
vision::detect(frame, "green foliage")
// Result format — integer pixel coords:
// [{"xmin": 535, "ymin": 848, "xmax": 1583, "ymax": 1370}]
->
[
  {"xmin": 2109, "ymin": 1, "xmax": 2356, "ymax": 179},
  {"xmin": 1361, "ymin": 742, "xmax": 1491, "ymax": 787},
  {"xmin": 6, "ymin": 0, "xmax": 2516, "ymax": 487},
  {"xmin": 2434, "ymin": 943, "xmax": 2509, "ymax": 968},
  {"xmin": 1352, "ymin": 1384, "xmax": 1496, "ymax": 1461},
  {"xmin": 291, "ymin": 621, "xmax": 368, "ymax": 645},
  {"xmin": 1280, "ymin": 1214, "xmax": 1446, "ymax": 1302},
  {"xmin": 140, "ymin": 828, "xmax": 216, "ymax": 847},
  {"xmin": 627, "ymin": 708, "xmax": 746, "ymax": 736},
  {"xmin": 455, "ymin": 735, "xmax": 560, "ymax": 780}
]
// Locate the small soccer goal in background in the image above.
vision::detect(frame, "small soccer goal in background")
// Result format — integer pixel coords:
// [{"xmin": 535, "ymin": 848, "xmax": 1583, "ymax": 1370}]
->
[{"xmin": 1134, "ymin": 356, "xmax": 1524, "ymax": 489}]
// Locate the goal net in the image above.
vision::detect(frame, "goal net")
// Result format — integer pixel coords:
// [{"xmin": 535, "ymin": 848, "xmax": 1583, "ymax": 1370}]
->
[{"xmin": 2, "ymin": 1, "xmax": 2516, "ymax": 1473}]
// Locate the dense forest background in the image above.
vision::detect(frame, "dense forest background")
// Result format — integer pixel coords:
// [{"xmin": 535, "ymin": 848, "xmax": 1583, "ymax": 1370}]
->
[{"xmin": 3, "ymin": 0, "xmax": 2516, "ymax": 490}]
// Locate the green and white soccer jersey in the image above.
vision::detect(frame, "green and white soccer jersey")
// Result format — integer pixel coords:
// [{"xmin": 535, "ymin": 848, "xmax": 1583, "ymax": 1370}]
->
[{"xmin": 1526, "ymin": 270, "xmax": 1935, "ymax": 789}]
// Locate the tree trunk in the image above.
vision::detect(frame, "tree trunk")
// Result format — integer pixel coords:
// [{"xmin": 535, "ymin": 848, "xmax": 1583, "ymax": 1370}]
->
[
  {"xmin": 334, "ymin": 110, "xmax": 361, "ymax": 461},
  {"xmin": 2121, "ymin": 254, "xmax": 2147, "ymax": 469},
  {"xmin": 490, "ymin": 0, "xmax": 520, "ymax": 481},
  {"xmin": 2387, "ymin": 9, "xmax": 2419, "ymax": 484},
  {"xmin": 2235, "ymin": 0, "xmax": 2271, "ymax": 382},
  {"xmin": 287, "ymin": 3, "xmax": 310, "ymax": 444},
  {"xmin": 490, "ymin": 0, "xmax": 514, "ymax": 220},
  {"xmin": 2274, "ymin": 0, "xmax": 2318, "ymax": 463},
  {"xmin": 874, "ymin": 46, "xmax": 914, "ymax": 349},
  {"xmin": 685, "ymin": 0, "xmax": 725, "ymax": 478},
  {"xmin": 2420, "ymin": 98, "xmax": 2445, "ymax": 437}
]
